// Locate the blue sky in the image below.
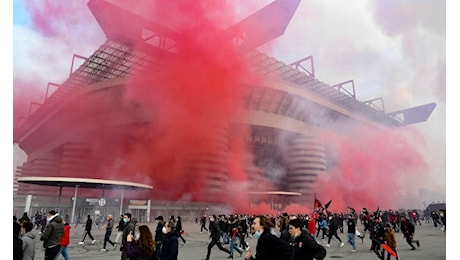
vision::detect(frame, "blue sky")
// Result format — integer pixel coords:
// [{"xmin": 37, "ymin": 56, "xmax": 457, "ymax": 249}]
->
[{"xmin": 13, "ymin": 0, "xmax": 31, "ymax": 27}]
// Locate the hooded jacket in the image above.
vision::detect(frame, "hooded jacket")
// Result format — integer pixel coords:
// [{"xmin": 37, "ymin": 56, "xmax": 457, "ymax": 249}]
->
[
  {"xmin": 60, "ymin": 223, "xmax": 71, "ymax": 246},
  {"xmin": 40, "ymin": 214, "xmax": 64, "ymax": 248},
  {"xmin": 21, "ymin": 231, "xmax": 36, "ymax": 260}
]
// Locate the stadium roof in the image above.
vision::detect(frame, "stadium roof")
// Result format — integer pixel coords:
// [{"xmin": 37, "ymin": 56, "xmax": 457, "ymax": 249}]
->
[
  {"xmin": 17, "ymin": 176, "xmax": 153, "ymax": 190},
  {"xmin": 14, "ymin": 0, "xmax": 436, "ymax": 142}
]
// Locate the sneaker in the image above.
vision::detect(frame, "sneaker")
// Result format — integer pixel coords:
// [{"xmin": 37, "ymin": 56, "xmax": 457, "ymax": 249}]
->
[
  {"xmin": 416, "ymin": 240, "xmax": 420, "ymax": 247},
  {"xmin": 100, "ymin": 248, "xmax": 107, "ymax": 252},
  {"xmin": 411, "ymin": 248, "xmax": 416, "ymax": 250},
  {"xmin": 91, "ymin": 240, "xmax": 96, "ymax": 244},
  {"xmin": 340, "ymin": 242, "xmax": 344, "ymax": 247},
  {"xmin": 324, "ymin": 244, "xmax": 330, "ymax": 247},
  {"xmin": 78, "ymin": 241, "xmax": 84, "ymax": 245},
  {"xmin": 245, "ymin": 246, "xmax": 250, "ymax": 251},
  {"xmin": 351, "ymin": 249, "xmax": 356, "ymax": 253}
]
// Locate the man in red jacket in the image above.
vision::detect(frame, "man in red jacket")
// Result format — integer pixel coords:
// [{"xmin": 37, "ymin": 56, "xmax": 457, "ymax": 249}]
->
[{"xmin": 55, "ymin": 218, "xmax": 71, "ymax": 260}]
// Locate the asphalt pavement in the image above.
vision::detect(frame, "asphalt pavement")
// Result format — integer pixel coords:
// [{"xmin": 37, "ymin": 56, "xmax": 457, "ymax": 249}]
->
[{"xmin": 30, "ymin": 220, "xmax": 447, "ymax": 260}]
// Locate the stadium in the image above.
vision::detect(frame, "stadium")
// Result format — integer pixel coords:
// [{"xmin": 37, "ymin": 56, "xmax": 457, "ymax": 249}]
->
[{"xmin": 13, "ymin": 0, "xmax": 436, "ymax": 222}]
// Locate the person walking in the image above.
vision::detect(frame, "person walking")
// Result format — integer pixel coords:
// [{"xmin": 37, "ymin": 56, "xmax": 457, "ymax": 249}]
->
[
  {"xmin": 40, "ymin": 210, "xmax": 64, "ymax": 260},
  {"xmin": 401, "ymin": 216, "xmax": 420, "ymax": 250},
  {"xmin": 160, "ymin": 220, "xmax": 179, "ymax": 260},
  {"xmin": 228, "ymin": 215, "xmax": 244, "ymax": 258},
  {"xmin": 279, "ymin": 215, "xmax": 290, "ymax": 242},
  {"xmin": 21, "ymin": 221, "xmax": 36, "ymax": 260},
  {"xmin": 101, "ymin": 214, "xmax": 116, "ymax": 251},
  {"xmin": 55, "ymin": 218, "xmax": 70, "ymax": 260},
  {"xmin": 316, "ymin": 215, "xmax": 328, "ymax": 242},
  {"xmin": 238, "ymin": 215, "xmax": 250, "ymax": 251},
  {"xmin": 383, "ymin": 223, "xmax": 399, "ymax": 260},
  {"xmin": 114, "ymin": 215, "xmax": 125, "ymax": 245},
  {"xmin": 288, "ymin": 218, "xmax": 326, "ymax": 260},
  {"xmin": 154, "ymin": 215, "xmax": 165, "ymax": 260},
  {"xmin": 79, "ymin": 215, "xmax": 96, "ymax": 245},
  {"xmin": 120, "ymin": 212, "xmax": 136, "ymax": 260},
  {"xmin": 200, "ymin": 215, "xmax": 209, "ymax": 233},
  {"xmin": 14, "ymin": 222, "xmax": 23, "ymax": 260},
  {"xmin": 125, "ymin": 225, "xmax": 155, "ymax": 260},
  {"xmin": 244, "ymin": 215, "xmax": 293, "ymax": 260},
  {"xmin": 220, "ymin": 215, "xmax": 230, "ymax": 244},
  {"xmin": 325, "ymin": 215, "xmax": 344, "ymax": 248},
  {"xmin": 346, "ymin": 208, "xmax": 358, "ymax": 253},
  {"xmin": 202, "ymin": 214, "xmax": 232, "ymax": 260},
  {"xmin": 75, "ymin": 215, "xmax": 82, "ymax": 227},
  {"xmin": 175, "ymin": 216, "xmax": 186, "ymax": 244},
  {"xmin": 306, "ymin": 214, "xmax": 317, "ymax": 241}
]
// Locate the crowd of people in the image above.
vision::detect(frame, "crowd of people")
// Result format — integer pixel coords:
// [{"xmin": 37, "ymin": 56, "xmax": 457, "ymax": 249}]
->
[
  {"xmin": 196, "ymin": 207, "xmax": 441, "ymax": 260},
  {"xmin": 13, "ymin": 206, "xmax": 445, "ymax": 260},
  {"xmin": 13, "ymin": 211, "xmax": 182, "ymax": 260}
]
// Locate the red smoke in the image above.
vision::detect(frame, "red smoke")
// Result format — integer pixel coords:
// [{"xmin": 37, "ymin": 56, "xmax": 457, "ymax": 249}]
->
[
  {"xmin": 313, "ymin": 125, "xmax": 429, "ymax": 212},
  {"xmin": 84, "ymin": 0, "xmax": 258, "ymax": 207},
  {"xmin": 15, "ymin": 0, "xmax": 432, "ymax": 215}
]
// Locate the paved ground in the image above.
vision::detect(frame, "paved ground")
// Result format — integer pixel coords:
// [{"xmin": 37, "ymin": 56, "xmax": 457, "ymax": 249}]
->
[{"xmin": 31, "ymin": 221, "xmax": 446, "ymax": 260}]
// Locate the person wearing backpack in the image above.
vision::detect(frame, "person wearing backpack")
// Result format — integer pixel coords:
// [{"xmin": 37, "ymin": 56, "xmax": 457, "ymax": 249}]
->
[{"xmin": 288, "ymin": 218, "xmax": 326, "ymax": 260}]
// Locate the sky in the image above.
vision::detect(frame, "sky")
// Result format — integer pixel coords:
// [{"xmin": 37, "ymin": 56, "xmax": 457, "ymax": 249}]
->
[{"xmin": 8, "ymin": 0, "xmax": 454, "ymax": 214}]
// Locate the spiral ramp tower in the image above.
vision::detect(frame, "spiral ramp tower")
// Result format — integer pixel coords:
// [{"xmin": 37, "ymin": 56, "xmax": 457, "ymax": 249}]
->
[{"xmin": 286, "ymin": 135, "xmax": 326, "ymax": 202}]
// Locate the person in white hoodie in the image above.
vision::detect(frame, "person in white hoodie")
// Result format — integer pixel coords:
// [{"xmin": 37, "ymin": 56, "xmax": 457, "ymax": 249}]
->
[{"xmin": 21, "ymin": 221, "xmax": 36, "ymax": 260}]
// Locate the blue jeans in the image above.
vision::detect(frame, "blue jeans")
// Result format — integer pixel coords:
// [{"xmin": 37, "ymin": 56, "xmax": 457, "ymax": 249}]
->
[
  {"xmin": 54, "ymin": 246, "xmax": 69, "ymax": 260},
  {"xmin": 229, "ymin": 236, "xmax": 242, "ymax": 256},
  {"xmin": 222, "ymin": 231, "xmax": 230, "ymax": 244},
  {"xmin": 347, "ymin": 233, "xmax": 356, "ymax": 250}
]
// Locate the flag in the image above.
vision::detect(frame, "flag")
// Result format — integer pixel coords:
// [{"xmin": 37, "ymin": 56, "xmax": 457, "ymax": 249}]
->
[
  {"xmin": 374, "ymin": 206, "xmax": 380, "ymax": 218},
  {"xmin": 314, "ymin": 195, "xmax": 322, "ymax": 211},
  {"xmin": 324, "ymin": 200, "xmax": 332, "ymax": 209}
]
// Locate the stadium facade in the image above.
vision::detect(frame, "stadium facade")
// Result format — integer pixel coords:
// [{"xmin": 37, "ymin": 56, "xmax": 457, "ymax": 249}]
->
[{"xmin": 13, "ymin": 0, "xmax": 435, "ymax": 220}]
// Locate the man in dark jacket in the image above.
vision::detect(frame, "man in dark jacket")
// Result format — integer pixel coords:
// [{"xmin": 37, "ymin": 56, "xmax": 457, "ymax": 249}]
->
[
  {"xmin": 13, "ymin": 222, "xmax": 23, "ymax": 260},
  {"xmin": 246, "ymin": 215, "xmax": 293, "ymax": 260},
  {"xmin": 288, "ymin": 218, "xmax": 326, "ymax": 260},
  {"xmin": 79, "ymin": 215, "xmax": 96, "ymax": 245},
  {"xmin": 101, "ymin": 214, "xmax": 116, "ymax": 251},
  {"xmin": 121, "ymin": 212, "xmax": 136, "ymax": 260},
  {"xmin": 401, "ymin": 216, "xmax": 420, "ymax": 250},
  {"xmin": 114, "ymin": 214, "xmax": 125, "ymax": 245},
  {"xmin": 203, "ymin": 215, "xmax": 232, "ymax": 260},
  {"xmin": 40, "ymin": 210, "xmax": 64, "ymax": 260},
  {"xmin": 154, "ymin": 215, "xmax": 165, "ymax": 260}
]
